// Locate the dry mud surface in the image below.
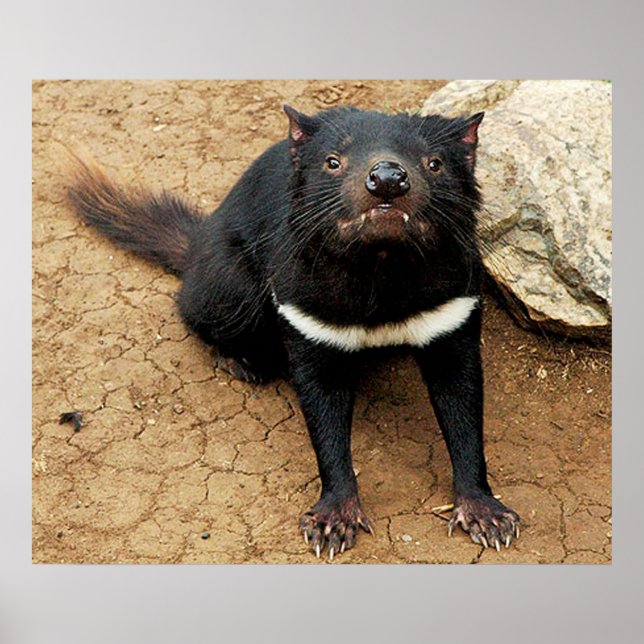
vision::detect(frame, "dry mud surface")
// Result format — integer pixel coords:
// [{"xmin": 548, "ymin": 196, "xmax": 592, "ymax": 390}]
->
[{"xmin": 32, "ymin": 80, "xmax": 611, "ymax": 564}]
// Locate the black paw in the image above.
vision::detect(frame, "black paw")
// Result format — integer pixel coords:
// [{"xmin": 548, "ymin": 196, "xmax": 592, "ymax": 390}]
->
[
  {"xmin": 214, "ymin": 352, "xmax": 268, "ymax": 384},
  {"xmin": 300, "ymin": 494, "xmax": 374, "ymax": 560},
  {"xmin": 448, "ymin": 493, "xmax": 520, "ymax": 550}
]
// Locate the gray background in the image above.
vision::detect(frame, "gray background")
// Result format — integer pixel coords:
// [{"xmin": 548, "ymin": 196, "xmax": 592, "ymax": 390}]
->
[{"xmin": 3, "ymin": 0, "xmax": 639, "ymax": 642}]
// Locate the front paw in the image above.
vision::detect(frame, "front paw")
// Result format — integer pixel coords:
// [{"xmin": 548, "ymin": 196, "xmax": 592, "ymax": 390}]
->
[
  {"xmin": 448, "ymin": 493, "xmax": 520, "ymax": 550},
  {"xmin": 300, "ymin": 494, "xmax": 373, "ymax": 560}
]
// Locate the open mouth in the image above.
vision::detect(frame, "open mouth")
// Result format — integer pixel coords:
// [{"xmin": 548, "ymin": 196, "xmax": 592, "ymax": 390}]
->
[
  {"xmin": 336, "ymin": 204, "xmax": 417, "ymax": 242},
  {"xmin": 360, "ymin": 204, "xmax": 410, "ymax": 225}
]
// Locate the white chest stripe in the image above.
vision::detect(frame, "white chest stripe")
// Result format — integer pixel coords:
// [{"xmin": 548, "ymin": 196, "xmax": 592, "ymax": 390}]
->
[{"xmin": 276, "ymin": 296, "xmax": 479, "ymax": 351}]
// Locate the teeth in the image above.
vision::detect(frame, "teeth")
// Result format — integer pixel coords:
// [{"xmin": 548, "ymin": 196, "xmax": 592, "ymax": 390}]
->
[{"xmin": 358, "ymin": 210, "xmax": 410, "ymax": 224}]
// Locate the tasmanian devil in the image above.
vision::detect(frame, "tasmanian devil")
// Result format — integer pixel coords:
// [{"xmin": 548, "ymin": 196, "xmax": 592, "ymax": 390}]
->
[{"xmin": 67, "ymin": 104, "xmax": 521, "ymax": 559}]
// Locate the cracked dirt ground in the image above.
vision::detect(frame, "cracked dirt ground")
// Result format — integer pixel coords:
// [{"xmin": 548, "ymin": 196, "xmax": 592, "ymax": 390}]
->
[{"xmin": 32, "ymin": 81, "xmax": 611, "ymax": 564}]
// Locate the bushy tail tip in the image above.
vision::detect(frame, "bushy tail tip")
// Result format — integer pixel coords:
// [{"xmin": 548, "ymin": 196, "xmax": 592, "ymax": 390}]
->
[{"xmin": 66, "ymin": 152, "xmax": 202, "ymax": 276}]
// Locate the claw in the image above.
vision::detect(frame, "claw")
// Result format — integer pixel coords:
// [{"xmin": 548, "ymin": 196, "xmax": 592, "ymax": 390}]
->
[
  {"xmin": 449, "ymin": 497, "xmax": 520, "ymax": 552},
  {"xmin": 300, "ymin": 498, "xmax": 372, "ymax": 559}
]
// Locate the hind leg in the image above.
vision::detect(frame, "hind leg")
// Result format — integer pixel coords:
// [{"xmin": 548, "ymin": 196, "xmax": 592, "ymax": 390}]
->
[
  {"xmin": 177, "ymin": 256, "xmax": 286, "ymax": 383},
  {"xmin": 211, "ymin": 318, "xmax": 286, "ymax": 384},
  {"xmin": 213, "ymin": 351, "xmax": 269, "ymax": 385}
]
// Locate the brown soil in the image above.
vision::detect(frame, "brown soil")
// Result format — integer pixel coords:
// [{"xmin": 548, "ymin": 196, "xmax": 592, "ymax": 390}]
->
[{"xmin": 32, "ymin": 80, "xmax": 611, "ymax": 564}]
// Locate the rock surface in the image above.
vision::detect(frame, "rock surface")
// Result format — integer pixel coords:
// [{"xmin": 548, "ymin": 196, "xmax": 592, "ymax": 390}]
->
[{"xmin": 422, "ymin": 80, "xmax": 612, "ymax": 343}]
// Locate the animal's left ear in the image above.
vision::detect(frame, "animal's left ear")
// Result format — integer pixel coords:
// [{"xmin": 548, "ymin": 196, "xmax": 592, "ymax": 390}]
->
[
  {"xmin": 462, "ymin": 112, "xmax": 484, "ymax": 145},
  {"xmin": 462, "ymin": 112, "xmax": 484, "ymax": 168}
]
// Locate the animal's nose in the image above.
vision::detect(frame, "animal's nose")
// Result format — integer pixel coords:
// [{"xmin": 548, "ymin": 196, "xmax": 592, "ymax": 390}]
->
[{"xmin": 365, "ymin": 161, "xmax": 410, "ymax": 200}]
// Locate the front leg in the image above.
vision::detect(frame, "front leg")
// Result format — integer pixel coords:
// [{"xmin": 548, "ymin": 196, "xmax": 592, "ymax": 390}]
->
[
  {"xmin": 414, "ymin": 309, "xmax": 520, "ymax": 550},
  {"xmin": 284, "ymin": 331, "xmax": 373, "ymax": 559}
]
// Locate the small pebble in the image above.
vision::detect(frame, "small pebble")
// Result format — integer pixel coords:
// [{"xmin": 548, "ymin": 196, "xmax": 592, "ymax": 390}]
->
[
  {"xmin": 201, "ymin": 532, "xmax": 210, "ymax": 540},
  {"xmin": 59, "ymin": 411, "xmax": 83, "ymax": 432},
  {"xmin": 173, "ymin": 404, "xmax": 184, "ymax": 414},
  {"xmin": 401, "ymin": 534, "xmax": 412, "ymax": 543}
]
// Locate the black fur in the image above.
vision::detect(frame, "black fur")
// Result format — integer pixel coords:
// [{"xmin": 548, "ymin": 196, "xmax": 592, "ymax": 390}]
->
[{"xmin": 68, "ymin": 105, "xmax": 520, "ymax": 557}]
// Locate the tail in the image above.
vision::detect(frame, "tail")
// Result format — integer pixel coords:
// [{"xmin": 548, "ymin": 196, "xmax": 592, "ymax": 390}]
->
[{"xmin": 66, "ymin": 154, "xmax": 202, "ymax": 276}]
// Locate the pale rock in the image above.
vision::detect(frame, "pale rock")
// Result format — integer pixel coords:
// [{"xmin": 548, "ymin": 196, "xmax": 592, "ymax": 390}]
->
[{"xmin": 421, "ymin": 80, "xmax": 612, "ymax": 342}]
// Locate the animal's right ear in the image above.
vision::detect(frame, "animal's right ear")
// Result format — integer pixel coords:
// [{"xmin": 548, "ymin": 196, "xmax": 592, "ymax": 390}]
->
[{"xmin": 283, "ymin": 105, "xmax": 318, "ymax": 159}]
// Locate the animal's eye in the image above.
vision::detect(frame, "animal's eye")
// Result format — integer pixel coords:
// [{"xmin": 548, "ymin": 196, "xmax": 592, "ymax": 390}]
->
[
  {"xmin": 426, "ymin": 157, "xmax": 443, "ymax": 173},
  {"xmin": 324, "ymin": 155, "xmax": 342, "ymax": 171}
]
